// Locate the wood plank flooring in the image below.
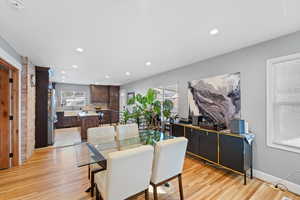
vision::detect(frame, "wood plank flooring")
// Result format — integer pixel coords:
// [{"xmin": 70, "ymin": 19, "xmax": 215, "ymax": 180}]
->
[
  {"xmin": 0, "ymin": 146, "xmax": 299, "ymax": 200},
  {"xmin": 54, "ymin": 127, "xmax": 81, "ymax": 147}
]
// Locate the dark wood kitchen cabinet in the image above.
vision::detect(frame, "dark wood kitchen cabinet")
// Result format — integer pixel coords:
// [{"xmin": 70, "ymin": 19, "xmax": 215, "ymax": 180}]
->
[
  {"xmin": 90, "ymin": 85, "xmax": 120, "ymax": 123},
  {"xmin": 55, "ymin": 112, "xmax": 79, "ymax": 129},
  {"xmin": 90, "ymin": 85, "xmax": 109, "ymax": 103},
  {"xmin": 108, "ymin": 86, "xmax": 120, "ymax": 123},
  {"xmin": 35, "ymin": 66, "xmax": 49, "ymax": 148}
]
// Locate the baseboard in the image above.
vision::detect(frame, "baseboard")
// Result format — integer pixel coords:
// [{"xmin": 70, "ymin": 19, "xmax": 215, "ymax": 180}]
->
[{"xmin": 253, "ymin": 169, "xmax": 300, "ymax": 195}]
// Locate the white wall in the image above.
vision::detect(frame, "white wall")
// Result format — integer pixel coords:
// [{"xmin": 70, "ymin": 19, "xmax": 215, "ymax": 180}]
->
[{"xmin": 122, "ymin": 31, "xmax": 300, "ymax": 189}]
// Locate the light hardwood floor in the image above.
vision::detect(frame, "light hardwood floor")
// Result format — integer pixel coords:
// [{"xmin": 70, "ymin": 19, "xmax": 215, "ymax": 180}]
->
[
  {"xmin": 0, "ymin": 147, "xmax": 299, "ymax": 200},
  {"xmin": 54, "ymin": 127, "xmax": 81, "ymax": 147}
]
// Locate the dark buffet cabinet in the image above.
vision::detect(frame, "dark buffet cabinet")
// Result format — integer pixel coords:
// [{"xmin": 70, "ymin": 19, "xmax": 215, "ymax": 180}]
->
[{"xmin": 171, "ymin": 123, "xmax": 253, "ymax": 185}]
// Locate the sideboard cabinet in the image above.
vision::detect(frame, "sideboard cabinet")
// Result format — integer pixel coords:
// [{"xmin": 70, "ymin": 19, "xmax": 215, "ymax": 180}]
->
[{"xmin": 171, "ymin": 123, "xmax": 253, "ymax": 185}]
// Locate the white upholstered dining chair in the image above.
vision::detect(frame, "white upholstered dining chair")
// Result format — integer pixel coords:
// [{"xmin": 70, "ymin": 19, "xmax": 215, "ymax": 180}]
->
[
  {"xmin": 87, "ymin": 126, "xmax": 116, "ymax": 197},
  {"xmin": 94, "ymin": 145, "xmax": 154, "ymax": 200},
  {"xmin": 151, "ymin": 137, "xmax": 188, "ymax": 200},
  {"xmin": 88, "ymin": 126, "xmax": 116, "ymax": 145},
  {"xmin": 116, "ymin": 123, "xmax": 139, "ymax": 140},
  {"xmin": 116, "ymin": 123, "xmax": 141, "ymax": 150}
]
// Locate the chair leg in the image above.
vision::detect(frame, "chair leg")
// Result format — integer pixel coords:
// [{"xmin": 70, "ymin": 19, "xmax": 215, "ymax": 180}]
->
[
  {"xmin": 95, "ymin": 184, "xmax": 100, "ymax": 200},
  {"xmin": 153, "ymin": 184, "xmax": 158, "ymax": 200},
  {"xmin": 178, "ymin": 174, "xmax": 184, "ymax": 200},
  {"xmin": 88, "ymin": 165, "xmax": 90, "ymax": 179},
  {"xmin": 91, "ymin": 171, "xmax": 95, "ymax": 197},
  {"xmin": 145, "ymin": 189, "xmax": 149, "ymax": 200}
]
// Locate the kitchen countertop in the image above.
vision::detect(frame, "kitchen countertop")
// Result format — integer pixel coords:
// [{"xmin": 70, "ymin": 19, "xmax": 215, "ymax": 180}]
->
[
  {"xmin": 78, "ymin": 112, "xmax": 99, "ymax": 117},
  {"xmin": 56, "ymin": 109, "xmax": 118, "ymax": 117}
]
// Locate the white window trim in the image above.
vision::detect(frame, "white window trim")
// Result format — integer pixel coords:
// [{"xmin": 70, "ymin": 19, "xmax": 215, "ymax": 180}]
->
[{"xmin": 266, "ymin": 52, "xmax": 300, "ymax": 154}]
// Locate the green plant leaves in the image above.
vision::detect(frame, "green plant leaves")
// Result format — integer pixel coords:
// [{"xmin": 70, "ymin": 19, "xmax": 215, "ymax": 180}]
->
[
  {"xmin": 146, "ymin": 88, "xmax": 157, "ymax": 104},
  {"xmin": 121, "ymin": 88, "xmax": 174, "ymax": 128}
]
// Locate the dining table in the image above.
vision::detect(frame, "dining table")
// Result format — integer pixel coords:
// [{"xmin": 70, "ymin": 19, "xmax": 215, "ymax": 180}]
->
[{"xmin": 73, "ymin": 130, "xmax": 175, "ymax": 192}]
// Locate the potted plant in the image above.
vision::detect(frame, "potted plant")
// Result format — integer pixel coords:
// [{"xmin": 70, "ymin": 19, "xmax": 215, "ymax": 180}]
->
[{"xmin": 123, "ymin": 88, "xmax": 174, "ymax": 130}]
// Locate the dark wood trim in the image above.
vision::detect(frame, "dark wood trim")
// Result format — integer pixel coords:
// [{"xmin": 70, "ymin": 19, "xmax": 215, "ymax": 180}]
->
[
  {"xmin": 90, "ymin": 167, "xmax": 105, "ymax": 197},
  {"xmin": 178, "ymin": 174, "xmax": 184, "ymax": 200},
  {"xmin": 151, "ymin": 174, "xmax": 184, "ymax": 200},
  {"xmin": 0, "ymin": 57, "xmax": 19, "ymax": 72}
]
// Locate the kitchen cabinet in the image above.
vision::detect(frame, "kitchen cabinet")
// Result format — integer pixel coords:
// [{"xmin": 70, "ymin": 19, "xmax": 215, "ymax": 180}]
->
[
  {"xmin": 108, "ymin": 86, "xmax": 120, "ymax": 123},
  {"xmin": 89, "ymin": 85, "xmax": 120, "ymax": 123},
  {"xmin": 90, "ymin": 85, "xmax": 109, "ymax": 103},
  {"xmin": 35, "ymin": 66, "xmax": 50, "ymax": 148},
  {"xmin": 55, "ymin": 112, "xmax": 79, "ymax": 128}
]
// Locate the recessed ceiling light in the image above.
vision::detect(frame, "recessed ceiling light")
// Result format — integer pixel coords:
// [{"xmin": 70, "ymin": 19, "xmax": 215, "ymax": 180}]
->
[
  {"xmin": 72, "ymin": 65, "xmax": 78, "ymax": 69},
  {"xmin": 62, "ymin": 80, "xmax": 65, "ymax": 82},
  {"xmin": 105, "ymin": 75, "xmax": 110, "ymax": 79},
  {"xmin": 61, "ymin": 70, "xmax": 66, "ymax": 74},
  {"xmin": 125, "ymin": 72, "xmax": 131, "ymax": 76},
  {"xmin": 76, "ymin": 48, "xmax": 84, "ymax": 53},
  {"xmin": 209, "ymin": 28, "xmax": 219, "ymax": 35},
  {"xmin": 145, "ymin": 62, "xmax": 151, "ymax": 66},
  {"xmin": 62, "ymin": 76, "xmax": 66, "ymax": 79}
]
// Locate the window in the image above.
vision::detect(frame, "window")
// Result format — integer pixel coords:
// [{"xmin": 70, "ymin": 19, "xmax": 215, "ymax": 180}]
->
[
  {"xmin": 267, "ymin": 53, "xmax": 300, "ymax": 153},
  {"xmin": 154, "ymin": 84, "xmax": 179, "ymax": 121},
  {"xmin": 61, "ymin": 90, "xmax": 87, "ymax": 107}
]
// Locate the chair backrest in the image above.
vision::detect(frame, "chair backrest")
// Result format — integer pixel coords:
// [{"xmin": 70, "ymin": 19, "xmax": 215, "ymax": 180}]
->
[
  {"xmin": 116, "ymin": 123, "xmax": 139, "ymax": 140},
  {"xmin": 105, "ymin": 145, "xmax": 154, "ymax": 200},
  {"xmin": 151, "ymin": 137, "xmax": 188, "ymax": 184},
  {"xmin": 87, "ymin": 126, "xmax": 115, "ymax": 145}
]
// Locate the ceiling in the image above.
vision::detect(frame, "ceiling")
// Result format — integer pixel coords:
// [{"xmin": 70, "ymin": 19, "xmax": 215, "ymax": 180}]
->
[{"xmin": 0, "ymin": 0, "xmax": 300, "ymax": 85}]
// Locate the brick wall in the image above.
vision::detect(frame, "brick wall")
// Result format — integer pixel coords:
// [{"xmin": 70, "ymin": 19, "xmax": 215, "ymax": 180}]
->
[{"xmin": 20, "ymin": 57, "xmax": 35, "ymax": 163}]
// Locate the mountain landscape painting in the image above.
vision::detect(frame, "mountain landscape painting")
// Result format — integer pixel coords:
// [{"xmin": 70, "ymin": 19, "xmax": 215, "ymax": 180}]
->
[{"xmin": 188, "ymin": 72, "xmax": 241, "ymax": 128}]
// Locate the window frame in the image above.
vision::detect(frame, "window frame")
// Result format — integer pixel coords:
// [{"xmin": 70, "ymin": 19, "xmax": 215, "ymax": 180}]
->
[
  {"xmin": 266, "ymin": 52, "xmax": 300, "ymax": 154},
  {"xmin": 154, "ymin": 84, "xmax": 179, "ymax": 122}
]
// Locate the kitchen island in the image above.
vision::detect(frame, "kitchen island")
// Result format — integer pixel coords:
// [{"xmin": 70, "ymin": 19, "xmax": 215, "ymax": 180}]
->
[
  {"xmin": 55, "ymin": 109, "xmax": 119, "ymax": 141},
  {"xmin": 78, "ymin": 112, "xmax": 100, "ymax": 141},
  {"xmin": 78, "ymin": 109, "xmax": 119, "ymax": 141}
]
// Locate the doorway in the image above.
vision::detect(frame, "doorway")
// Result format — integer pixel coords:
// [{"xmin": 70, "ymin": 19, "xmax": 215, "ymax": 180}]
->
[
  {"xmin": 0, "ymin": 58, "xmax": 19, "ymax": 169},
  {"xmin": 0, "ymin": 65, "xmax": 10, "ymax": 169}
]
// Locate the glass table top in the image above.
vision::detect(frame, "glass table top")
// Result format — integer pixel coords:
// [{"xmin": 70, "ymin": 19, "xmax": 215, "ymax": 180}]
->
[{"xmin": 74, "ymin": 130, "xmax": 174, "ymax": 167}]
